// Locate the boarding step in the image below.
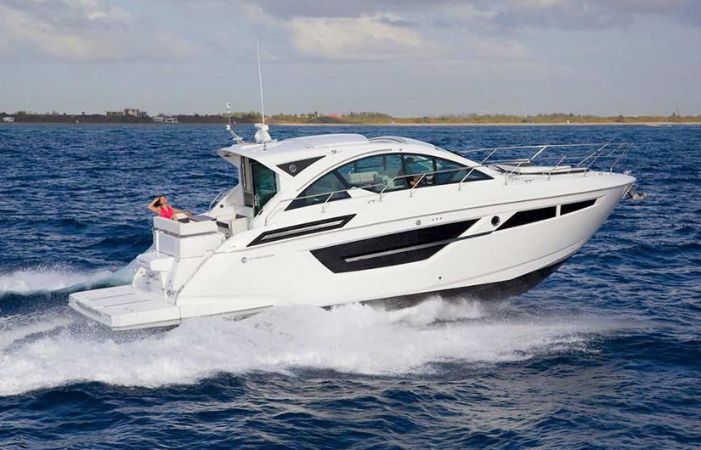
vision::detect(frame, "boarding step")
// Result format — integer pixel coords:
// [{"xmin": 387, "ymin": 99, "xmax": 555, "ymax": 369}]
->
[
  {"xmin": 136, "ymin": 252, "xmax": 174, "ymax": 272},
  {"xmin": 69, "ymin": 285, "xmax": 181, "ymax": 330}
]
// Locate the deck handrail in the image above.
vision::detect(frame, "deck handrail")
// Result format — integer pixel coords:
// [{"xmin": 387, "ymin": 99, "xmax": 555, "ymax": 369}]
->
[
  {"xmin": 208, "ymin": 188, "xmax": 231, "ymax": 211},
  {"xmin": 262, "ymin": 142, "xmax": 633, "ymax": 225}
]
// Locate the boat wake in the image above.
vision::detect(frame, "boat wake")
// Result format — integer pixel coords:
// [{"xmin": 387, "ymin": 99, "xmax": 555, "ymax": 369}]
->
[
  {"xmin": 0, "ymin": 297, "xmax": 632, "ymax": 397},
  {"xmin": 0, "ymin": 263, "xmax": 135, "ymax": 297}
]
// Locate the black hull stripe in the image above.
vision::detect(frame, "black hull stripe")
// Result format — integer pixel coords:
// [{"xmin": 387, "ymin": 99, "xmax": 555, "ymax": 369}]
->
[
  {"xmin": 248, "ymin": 214, "xmax": 355, "ymax": 246},
  {"xmin": 344, "ymin": 230, "xmax": 493, "ymax": 263},
  {"xmin": 252, "ymin": 194, "xmax": 593, "ymax": 253},
  {"xmin": 311, "ymin": 219, "xmax": 477, "ymax": 273},
  {"xmin": 561, "ymin": 198, "xmax": 596, "ymax": 215},
  {"xmin": 497, "ymin": 206, "xmax": 557, "ymax": 231},
  {"xmin": 311, "ymin": 197, "xmax": 593, "ymax": 272}
]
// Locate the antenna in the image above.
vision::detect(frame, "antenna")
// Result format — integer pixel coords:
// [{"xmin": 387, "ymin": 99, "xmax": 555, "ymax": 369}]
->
[
  {"xmin": 257, "ymin": 40, "xmax": 265, "ymax": 125},
  {"xmin": 254, "ymin": 39, "xmax": 272, "ymax": 145},
  {"xmin": 225, "ymin": 102, "xmax": 244, "ymax": 144}
]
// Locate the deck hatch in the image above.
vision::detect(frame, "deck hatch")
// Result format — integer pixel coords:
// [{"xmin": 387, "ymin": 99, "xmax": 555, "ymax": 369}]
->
[{"xmin": 311, "ymin": 219, "xmax": 477, "ymax": 273}]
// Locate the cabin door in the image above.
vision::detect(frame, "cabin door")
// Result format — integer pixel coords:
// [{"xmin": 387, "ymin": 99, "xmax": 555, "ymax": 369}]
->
[{"xmin": 250, "ymin": 161, "xmax": 277, "ymax": 215}]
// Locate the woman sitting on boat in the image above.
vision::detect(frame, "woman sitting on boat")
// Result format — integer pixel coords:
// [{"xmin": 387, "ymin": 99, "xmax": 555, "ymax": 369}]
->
[{"xmin": 147, "ymin": 195, "xmax": 191, "ymax": 221}]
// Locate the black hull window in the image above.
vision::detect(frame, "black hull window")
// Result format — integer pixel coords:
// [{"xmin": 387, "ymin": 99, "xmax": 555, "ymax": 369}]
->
[
  {"xmin": 561, "ymin": 199, "xmax": 596, "ymax": 215},
  {"xmin": 311, "ymin": 219, "xmax": 477, "ymax": 273},
  {"xmin": 248, "ymin": 215, "xmax": 355, "ymax": 246},
  {"xmin": 497, "ymin": 206, "xmax": 557, "ymax": 231}
]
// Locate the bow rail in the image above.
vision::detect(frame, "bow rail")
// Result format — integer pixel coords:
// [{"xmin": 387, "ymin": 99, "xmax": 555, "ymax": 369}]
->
[{"xmin": 262, "ymin": 142, "xmax": 633, "ymax": 225}]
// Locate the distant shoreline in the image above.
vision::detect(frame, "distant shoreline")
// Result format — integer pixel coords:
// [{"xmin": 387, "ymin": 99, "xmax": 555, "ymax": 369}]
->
[
  {"xmin": 3, "ymin": 111, "xmax": 700, "ymax": 127},
  {"xmin": 3, "ymin": 121, "xmax": 700, "ymax": 127},
  {"xmin": 272, "ymin": 121, "xmax": 701, "ymax": 127}
]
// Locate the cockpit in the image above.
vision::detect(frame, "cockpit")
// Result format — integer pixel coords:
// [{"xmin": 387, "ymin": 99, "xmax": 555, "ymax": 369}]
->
[{"xmin": 207, "ymin": 154, "xmax": 281, "ymax": 236}]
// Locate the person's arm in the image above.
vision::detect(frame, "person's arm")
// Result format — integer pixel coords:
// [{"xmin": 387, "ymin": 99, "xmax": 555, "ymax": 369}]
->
[{"xmin": 147, "ymin": 197, "xmax": 160, "ymax": 214}]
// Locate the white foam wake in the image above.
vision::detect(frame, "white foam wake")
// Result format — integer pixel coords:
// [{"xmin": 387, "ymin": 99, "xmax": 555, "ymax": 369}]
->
[
  {"xmin": 0, "ymin": 313, "xmax": 72, "ymax": 350},
  {"xmin": 0, "ymin": 299, "xmax": 627, "ymax": 396},
  {"xmin": 0, "ymin": 263, "xmax": 134, "ymax": 296}
]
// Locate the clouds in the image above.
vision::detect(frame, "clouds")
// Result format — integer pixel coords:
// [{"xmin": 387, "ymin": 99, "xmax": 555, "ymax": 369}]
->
[
  {"xmin": 238, "ymin": 0, "xmax": 701, "ymax": 29},
  {"xmin": 0, "ymin": 3, "xmax": 100, "ymax": 61},
  {"xmin": 481, "ymin": 0, "xmax": 701, "ymax": 30},
  {"xmin": 228, "ymin": 0, "xmax": 700, "ymax": 62},
  {"xmin": 0, "ymin": 0, "xmax": 197, "ymax": 62},
  {"xmin": 1, "ymin": 0, "xmax": 699, "ymax": 115},
  {"xmin": 287, "ymin": 14, "xmax": 429, "ymax": 61},
  {"xmin": 2, "ymin": 0, "xmax": 697, "ymax": 63}
]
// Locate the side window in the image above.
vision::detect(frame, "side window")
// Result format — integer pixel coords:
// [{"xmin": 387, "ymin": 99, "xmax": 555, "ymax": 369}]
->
[
  {"xmin": 434, "ymin": 157, "xmax": 492, "ymax": 185},
  {"xmin": 403, "ymin": 154, "xmax": 436, "ymax": 188},
  {"xmin": 287, "ymin": 171, "xmax": 350, "ymax": 210},
  {"xmin": 337, "ymin": 154, "xmax": 406, "ymax": 193}
]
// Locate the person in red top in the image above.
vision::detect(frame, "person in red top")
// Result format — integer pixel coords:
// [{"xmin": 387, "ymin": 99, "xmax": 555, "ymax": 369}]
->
[{"xmin": 147, "ymin": 195, "xmax": 191, "ymax": 220}]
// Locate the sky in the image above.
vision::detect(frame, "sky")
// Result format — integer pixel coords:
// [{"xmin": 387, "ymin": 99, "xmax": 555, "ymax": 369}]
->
[{"xmin": 1, "ymin": 0, "xmax": 700, "ymax": 116}]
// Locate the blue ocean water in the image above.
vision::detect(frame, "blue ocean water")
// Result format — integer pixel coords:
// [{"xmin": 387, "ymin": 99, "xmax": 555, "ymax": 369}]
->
[{"xmin": 0, "ymin": 123, "xmax": 699, "ymax": 449}]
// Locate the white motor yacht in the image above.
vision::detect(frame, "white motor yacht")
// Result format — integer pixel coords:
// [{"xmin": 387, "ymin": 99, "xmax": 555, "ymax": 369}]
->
[{"xmin": 69, "ymin": 127, "xmax": 635, "ymax": 330}]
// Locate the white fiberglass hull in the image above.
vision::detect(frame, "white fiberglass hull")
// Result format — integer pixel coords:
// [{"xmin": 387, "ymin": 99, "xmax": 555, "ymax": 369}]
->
[{"xmin": 69, "ymin": 173, "xmax": 633, "ymax": 331}]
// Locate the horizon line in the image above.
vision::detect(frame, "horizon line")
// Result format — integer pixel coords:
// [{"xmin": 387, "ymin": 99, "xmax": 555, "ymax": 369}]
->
[{"xmin": 3, "ymin": 110, "xmax": 700, "ymax": 118}]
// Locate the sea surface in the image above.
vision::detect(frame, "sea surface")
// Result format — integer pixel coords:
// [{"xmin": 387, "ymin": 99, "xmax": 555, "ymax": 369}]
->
[{"xmin": 0, "ymin": 124, "xmax": 699, "ymax": 449}]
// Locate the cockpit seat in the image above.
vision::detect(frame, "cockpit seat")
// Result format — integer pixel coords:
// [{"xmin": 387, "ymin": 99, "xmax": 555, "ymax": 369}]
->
[{"xmin": 349, "ymin": 171, "xmax": 377, "ymax": 185}]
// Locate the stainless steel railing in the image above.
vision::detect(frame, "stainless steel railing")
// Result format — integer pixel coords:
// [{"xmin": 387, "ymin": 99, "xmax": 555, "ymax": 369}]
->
[
  {"xmin": 263, "ymin": 142, "xmax": 633, "ymax": 225},
  {"xmin": 208, "ymin": 188, "xmax": 231, "ymax": 211},
  {"xmin": 463, "ymin": 142, "xmax": 632, "ymax": 173}
]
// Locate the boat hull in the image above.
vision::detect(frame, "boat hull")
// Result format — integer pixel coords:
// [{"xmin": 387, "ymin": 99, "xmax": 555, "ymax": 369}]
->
[
  {"xmin": 69, "ymin": 177, "xmax": 632, "ymax": 330},
  {"xmin": 178, "ymin": 179, "xmax": 630, "ymax": 308},
  {"xmin": 376, "ymin": 260, "xmax": 566, "ymax": 310},
  {"xmin": 69, "ymin": 259, "xmax": 565, "ymax": 331}
]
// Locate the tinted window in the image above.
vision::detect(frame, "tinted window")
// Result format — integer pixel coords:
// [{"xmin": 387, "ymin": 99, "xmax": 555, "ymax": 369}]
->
[
  {"xmin": 338, "ymin": 154, "xmax": 406, "ymax": 192},
  {"xmin": 434, "ymin": 157, "xmax": 491, "ymax": 185},
  {"xmin": 404, "ymin": 154, "xmax": 436, "ymax": 188},
  {"xmin": 404, "ymin": 155, "xmax": 435, "ymax": 174},
  {"xmin": 251, "ymin": 162, "xmax": 277, "ymax": 214},
  {"xmin": 287, "ymin": 171, "xmax": 350, "ymax": 210}
]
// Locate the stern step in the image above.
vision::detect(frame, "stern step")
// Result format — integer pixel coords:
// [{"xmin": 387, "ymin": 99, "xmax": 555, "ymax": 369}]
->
[{"xmin": 69, "ymin": 285, "xmax": 181, "ymax": 330}]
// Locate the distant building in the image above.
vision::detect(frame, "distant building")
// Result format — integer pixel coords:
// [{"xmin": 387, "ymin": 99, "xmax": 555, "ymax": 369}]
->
[
  {"xmin": 2, "ymin": 117, "xmax": 14, "ymax": 123},
  {"xmin": 106, "ymin": 108, "xmax": 149, "ymax": 118},
  {"xmin": 125, "ymin": 108, "xmax": 148, "ymax": 117},
  {"xmin": 153, "ymin": 114, "xmax": 179, "ymax": 123}
]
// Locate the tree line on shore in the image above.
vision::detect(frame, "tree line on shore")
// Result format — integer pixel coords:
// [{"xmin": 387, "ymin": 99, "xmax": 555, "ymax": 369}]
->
[{"xmin": 2, "ymin": 110, "xmax": 699, "ymax": 124}]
